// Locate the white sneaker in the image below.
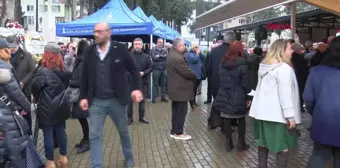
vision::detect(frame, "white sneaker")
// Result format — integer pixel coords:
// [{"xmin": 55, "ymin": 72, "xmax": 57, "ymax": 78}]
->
[
  {"xmin": 170, "ymin": 134, "xmax": 175, "ymax": 138},
  {"xmin": 173, "ymin": 134, "xmax": 192, "ymax": 140}
]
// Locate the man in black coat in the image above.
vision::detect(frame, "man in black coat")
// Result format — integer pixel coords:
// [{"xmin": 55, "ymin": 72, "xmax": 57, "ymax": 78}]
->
[
  {"xmin": 6, "ymin": 35, "xmax": 36, "ymax": 135},
  {"xmin": 79, "ymin": 22, "xmax": 143, "ymax": 167},
  {"xmin": 206, "ymin": 31, "xmax": 235, "ymax": 130},
  {"xmin": 127, "ymin": 38, "xmax": 153, "ymax": 125}
]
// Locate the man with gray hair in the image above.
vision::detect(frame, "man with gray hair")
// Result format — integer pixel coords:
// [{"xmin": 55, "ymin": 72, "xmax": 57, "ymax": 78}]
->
[
  {"xmin": 207, "ymin": 31, "xmax": 235, "ymax": 130},
  {"xmin": 127, "ymin": 38, "xmax": 152, "ymax": 125},
  {"xmin": 166, "ymin": 38, "xmax": 196, "ymax": 140}
]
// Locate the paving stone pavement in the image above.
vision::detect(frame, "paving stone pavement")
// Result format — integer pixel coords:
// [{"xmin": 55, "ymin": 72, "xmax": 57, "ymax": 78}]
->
[{"xmin": 32, "ymin": 81, "xmax": 332, "ymax": 168}]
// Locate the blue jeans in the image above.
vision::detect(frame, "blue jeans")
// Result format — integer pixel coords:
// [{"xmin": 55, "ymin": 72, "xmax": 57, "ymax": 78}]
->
[
  {"xmin": 89, "ymin": 98, "xmax": 132, "ymax": 168},
  {"xmin": 42, "ymin": 123, "xmax": 67, "ymax": 160}
]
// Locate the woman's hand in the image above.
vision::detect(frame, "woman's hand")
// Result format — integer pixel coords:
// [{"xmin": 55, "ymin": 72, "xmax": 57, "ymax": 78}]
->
[{"xmin": 288, "ymin": 119, "xmax": 296, "ymax": 129}]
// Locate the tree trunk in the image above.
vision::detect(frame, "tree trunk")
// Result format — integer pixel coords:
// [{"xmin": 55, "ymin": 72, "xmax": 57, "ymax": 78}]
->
[
  {"xmin": 14, "ymin": 0, "xmax": 23, "ymax": 24},
  {"xmin": 88, "ymin": 0, "xmax": 94, "ymax": 14},
  {"xmin": 0, "ymin": 0, "xmax": 7, "ymax": 26}
]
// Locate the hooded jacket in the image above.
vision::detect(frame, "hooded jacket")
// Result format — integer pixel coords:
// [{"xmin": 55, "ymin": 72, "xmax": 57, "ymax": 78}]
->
[
  {"xmin": 249, "ymin": 63, "xmax": 301, "ymax": 124},
  {"xmin": 212, "ymin": 57, "xmax": 251, "ymax": 117}
]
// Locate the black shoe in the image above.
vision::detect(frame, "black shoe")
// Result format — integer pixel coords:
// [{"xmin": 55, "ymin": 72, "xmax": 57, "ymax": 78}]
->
[
  {"xmin": 75, "ymin": 139, "xmax": 85, "ymax": 148},
  {"xmin": 139, "ymin": 118, "xmax": 150, "ymax": 124},
  {"xmin": 161, "ymin": 98, "xmax": 169, "ymax": 102},
  {"xmin": 128, "ymin": 118, "xmax": 133, "ymax": 125},
  {"xmin": 77, "ymin": 140, "xmax": 89, "ymax": 154},
  {"xmin": 152, "ymin": 99, "xmax": 156, "ymax": 104},
  {"xmin": 236, "ymin": 142, "xmax": 249, "ymax": 152},
  {"xmin": 204, "ymin": 100, "xmax": 211, "ymax": 104}
]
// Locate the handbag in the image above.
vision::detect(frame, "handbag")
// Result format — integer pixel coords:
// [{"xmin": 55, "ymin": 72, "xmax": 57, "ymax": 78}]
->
[
  {"xmin": 0, "ymin": 94, "xmax": 45, "ymax": 168},
  {"xmin": 66, "ymin": 87, "xmax": 80, "ymax": 103}
]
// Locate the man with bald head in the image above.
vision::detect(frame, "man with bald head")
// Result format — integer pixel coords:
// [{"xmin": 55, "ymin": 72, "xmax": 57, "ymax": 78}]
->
[{"xmin": 79, "ymin": 22, "xmax": 142, "ymax": 167}]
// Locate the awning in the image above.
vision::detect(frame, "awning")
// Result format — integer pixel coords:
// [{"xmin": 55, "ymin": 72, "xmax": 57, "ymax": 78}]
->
[
  {"xmin": 305, "ymin": 0, "xmax": 340, "ymax": 16},
  {"xmin": 195, "ymin": 0, "xmax": 297, "ymax": 30}
]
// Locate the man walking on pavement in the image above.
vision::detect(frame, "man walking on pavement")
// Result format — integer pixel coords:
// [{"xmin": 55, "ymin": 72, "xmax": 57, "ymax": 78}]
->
[
  {"xmin": 6, "ymin": 35, "xmax": 36, "ymax": 135},
  {"xmin": 79, "ymin": 22, "xmax": 143, "ymax": 168},
  {"xmin": 151, "ymin": 38, "xmax": 168, "ymax": 103},
  {"xmin": 166, "ymin": 38, "xmax": 196, "ymax": 140},
  {"xmin": 127, "ymin": 38, "xmax": 152, "ymax": 125}
]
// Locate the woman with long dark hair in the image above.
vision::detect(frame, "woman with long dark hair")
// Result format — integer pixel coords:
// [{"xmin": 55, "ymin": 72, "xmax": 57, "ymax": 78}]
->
[
  {"xmin": 70, "ymin": 40, "xmax": 90, "ymax": 153},
  {"xmin": 31, "ymin": 42, "xmax": 71, "ymax": 168},
  {"xmin": 305, "ymin": 36, "xmax": 340, "ymax": 168},
  {"xmin": 212, "ymin": 41, "xmax": 251, "ymax": 152}
]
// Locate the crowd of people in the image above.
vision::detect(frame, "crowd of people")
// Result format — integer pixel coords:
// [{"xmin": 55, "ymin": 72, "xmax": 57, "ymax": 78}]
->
[{"xmin": 0, "ymin": 20, "xmax": 339, "ymax": 168}]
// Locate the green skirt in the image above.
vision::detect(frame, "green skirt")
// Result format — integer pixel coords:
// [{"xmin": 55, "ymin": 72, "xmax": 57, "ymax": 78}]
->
[{"xmin": 253, "ymin": 119, "xmax": 297, "ymax": 153}]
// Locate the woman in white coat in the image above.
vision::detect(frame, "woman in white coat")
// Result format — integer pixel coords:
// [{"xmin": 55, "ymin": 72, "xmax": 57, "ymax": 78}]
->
[{"xmin": 249, "ymin": 39, "xmax": 301, "ymax": 168}]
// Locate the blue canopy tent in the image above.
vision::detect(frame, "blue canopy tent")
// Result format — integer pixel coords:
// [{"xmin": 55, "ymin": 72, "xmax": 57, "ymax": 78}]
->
[
  {"xmin": 55, "ymin": 0, "xmax": 153, "ymax": 41},
  {"xmin": 148, "ymin": 16, "xmax": 173, "ymax": 40},
  {"xmin": 132, "ymin": 7, "xmax": 167, "ymax": 42}
]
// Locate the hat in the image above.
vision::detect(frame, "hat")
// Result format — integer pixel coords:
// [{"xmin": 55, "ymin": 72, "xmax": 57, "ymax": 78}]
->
[
  {"xmin": 291, "ymin": 43, "xmax": 305, "ymax": 52},
  {"xmin": 0, "ymin": 38, "xmax": 9, "ymax": 49},
  {"xmin": 5, "ymin": 35, "xmax": 19, "ymax": 48},
  {"xmin": 337, "ymin": 30, "xmax": 340, "ymax": 37},
  {"xmin": 44, "ymin": 42, "xmax": 61, "ymax": 53},
  {"xmin": 253, "ymin": 47, "xmax": 263, "ymax": 56}
]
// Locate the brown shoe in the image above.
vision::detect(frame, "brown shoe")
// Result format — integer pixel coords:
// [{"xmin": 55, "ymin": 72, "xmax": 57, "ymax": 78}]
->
[
  {"xmin": 45, "ymin": 160, "xmax": 56, "ymax": 168},
  {"xmin": 57, "ymin": 155, "xmax": 69, "ymax": 168}
]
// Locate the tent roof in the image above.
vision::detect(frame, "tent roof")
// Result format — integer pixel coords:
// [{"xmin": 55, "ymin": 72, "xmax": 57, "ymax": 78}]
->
[
  {"xmin": 56, "ymin": 0, "xmax": 153, "ymax": 37},
  {"xmin": 195, "ymin": 0, "xmax": 297, "ymax": 30},
  {"xmin": 132, "ymin": 7, "xmax": 151, "ymax": 22}
]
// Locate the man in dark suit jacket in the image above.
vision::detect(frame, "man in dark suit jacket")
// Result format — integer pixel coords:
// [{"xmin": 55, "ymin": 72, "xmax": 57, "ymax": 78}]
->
[
  {"xmin": 166, "ymin": 38, "xmax": 196, "ymax": 141},
  {"xmin": 127, "ymin": 38, "xmax": 153, "ymax": 125},
  {"xmin": 79, "ymin": 22, "xmax": 143, "ymax": 167}
]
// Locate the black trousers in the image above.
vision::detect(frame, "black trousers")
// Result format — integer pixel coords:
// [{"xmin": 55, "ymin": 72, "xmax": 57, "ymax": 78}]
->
[
  {"xmin": 171, "ymin": 101, "xmax": 188, "ymax": 135},
  {"xmin": 23, "ymin": 95, "xmax": 32, "ymax": 135},
  {"xmin": 189, "ymin": 79, "xmax": 202, "ymax": 107},
  {"xmin": 127, "ymin": 83, "xmax": 147, "ymax": 119},
  {"xmin": 223, "ymin": 117, "xmax": 246, "ymax": 144},
  {"xmin": 308, "ymin": 143, "xmax": 340, "ymax": 168},
  {"xmin": 78, "ymin": 118, "xmax": 89, "ymax": 140},
  {"xmin": 206, "ymin": 77, "xmax": 212, "ymax": 101}
]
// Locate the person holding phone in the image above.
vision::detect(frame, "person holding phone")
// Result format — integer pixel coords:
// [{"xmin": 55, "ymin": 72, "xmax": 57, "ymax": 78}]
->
[{"xmin": 249, "ymin": 39, "xmax": 301, "ymax": 168}]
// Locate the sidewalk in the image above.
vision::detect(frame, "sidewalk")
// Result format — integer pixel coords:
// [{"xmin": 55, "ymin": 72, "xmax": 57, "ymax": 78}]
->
[{"xmin": 33, "ymin": 81, "xmax": 330, "ymax": 168}]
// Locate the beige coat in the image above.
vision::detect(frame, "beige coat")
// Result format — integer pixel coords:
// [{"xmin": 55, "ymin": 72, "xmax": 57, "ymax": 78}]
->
[{"xmin": 166, "ymin": 49, "xmax": 196, "ymax": 102}]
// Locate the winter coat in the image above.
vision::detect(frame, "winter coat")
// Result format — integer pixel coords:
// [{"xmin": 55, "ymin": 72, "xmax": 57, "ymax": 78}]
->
[
  {"xmin": 291, "ymin": 52, "xmax": 309, "ymax": 97},
  {"xmin": 304, "ymin": 65, "xmax": 340, "ymax": 147},
  {"xmin": 70, "ymin": 59, "xmax": 88, "ymax": 119},
  {"xmin": 166, "ymin": 49, "xmax": 196, "ymax": 102},
  {"xmin": 0, "ymin": 59, "xmax": 30, "ymax": 112},
  {"xmin": 213, "ymin": 57, "xmax": 251, "ymax": 118},
  {"xmin": 206, "ymin": 43, "xmax": 230, "ymax": 96},
  {"xmin": 249, "ymin": 63, "xmax": 301, "ymax": 124},
  {"xmin": 31, "ymin": 67, "xmax": 71, "ymax": 127},
  {"xmin": 186, "ymin": 50, "xmax": 204, "ymax": 80},
  {"xmin": 151, "ymin": 47, "xmax": 168, "ymax": 70},
  {"xmin": 10, "ymin": 47, "xmax": 36, "ymax": 96},
  {"xmin": 247, "ymin": 53, "xmax": 261, "ymax": 90}
]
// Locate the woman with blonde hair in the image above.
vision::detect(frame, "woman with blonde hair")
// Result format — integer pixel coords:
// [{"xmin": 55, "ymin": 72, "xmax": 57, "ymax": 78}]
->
[{"xmin": 249, "ymin": 39, "xmax": 301, "ymax": 168}]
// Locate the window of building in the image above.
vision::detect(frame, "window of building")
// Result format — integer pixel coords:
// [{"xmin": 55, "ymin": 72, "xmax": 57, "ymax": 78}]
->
[
  {"xmin": 39, "ymin": 5, "xmax": 48, "ymax": 12},
  {"xmin": 27, "ymin": 5, "xmax": 34, "ymax": 12},
  {"xmin": 52, "ymin": 0, "xmax": 65, "ymax": 3},
  {"xmin": 55, "ymin": 17, "xmax": 65, "ymax": 23},
  {"xmin": 27, "ymin": 16, "xmax": 35, "ymax": 25},
  {"xmin": 52, "ymin": 5, "xmax": 61, "ymax": 12}
]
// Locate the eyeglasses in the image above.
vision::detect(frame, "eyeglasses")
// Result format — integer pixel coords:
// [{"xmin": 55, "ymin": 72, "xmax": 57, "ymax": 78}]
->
[{"xmin": 94, "ymin": 29, "xmax": 109, "ymax": 33}]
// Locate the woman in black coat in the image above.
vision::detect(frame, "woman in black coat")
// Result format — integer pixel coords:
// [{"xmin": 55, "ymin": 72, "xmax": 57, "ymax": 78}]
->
[
  {"xmin": 212, "ymin": 41, "xmax": 251, "ymax": 152},
  {"xmin": 69, "ymin": 40, "xmax": 90, "ymax": 153}
]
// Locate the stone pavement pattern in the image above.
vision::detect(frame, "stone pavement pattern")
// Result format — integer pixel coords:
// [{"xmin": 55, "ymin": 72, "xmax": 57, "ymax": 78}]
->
[{"xmin": 32, "ymin": 81, "xmax": 331, "ymax": 168}]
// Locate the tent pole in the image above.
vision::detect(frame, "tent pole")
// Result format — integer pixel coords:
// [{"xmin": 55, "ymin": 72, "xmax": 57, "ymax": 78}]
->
[
  {"xmin": 150, "ymin": 34, "xmax": 153, "ymax": 100},
  {"xmin": 290, "ymin": 2, "xmax": 296, "ymax": 40}
]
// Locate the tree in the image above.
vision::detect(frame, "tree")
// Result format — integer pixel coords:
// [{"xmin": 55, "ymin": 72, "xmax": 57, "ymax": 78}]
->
[
  {"xmin": 0, "ymin": 0, "xmax": 6, "ymax": 26},
  {"xmin": 14, "ymin": 0, "xmax": 23, "ymax": 25}
]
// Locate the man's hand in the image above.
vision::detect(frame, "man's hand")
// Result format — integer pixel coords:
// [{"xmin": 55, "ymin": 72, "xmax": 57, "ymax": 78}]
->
[
  {"xmin": 131, "ymin": 90, "xmax": 143, "ymax": 103},
  {"xmin": 79, "ymin": 99, "xmax": 89, "ymax": 111},
  {"xmin": 20, "ymin": 82, "xmax": 24, "ymax": 89},
  {"xmin": 140, "ymin": 72, "xmax": 144, "ymax": 76}
]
